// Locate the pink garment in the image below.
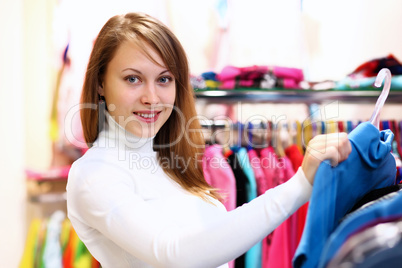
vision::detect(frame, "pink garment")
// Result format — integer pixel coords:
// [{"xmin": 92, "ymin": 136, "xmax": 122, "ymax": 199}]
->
[
  {"xmin": 267, "ymin": 156, "xmax": 300, "ymax": 268},
  {"xmin": 220, "ymin": 79, "xmax": 258, "ymax": 89},
  {"xmin": 281, "ymin": 78, "xmax": 300, "ymax": 89},
  {"xmin": 247, "ymin": 149, "xmax": 266, "ymax": 196},
  {"xmin": 202, "ymin": 145, "xmax": 237, "ymax": 268},
  {"xmin": 217, "ymin": 65, "xmax": 304, "ymax": 89},
  {"xmin": 258, "ymin": 147, "xmax": 283, "ymax": 267},
  {"xmin": 202, "ymin": 144, "xmax": 237, "ymax": 212},
  {"xmin": 220, "ymin": 77, "xmax": 300, "ymax": 89},
  {"xmin": 217, "ymin": 65, "xmax": 268, "ymax": 82},
  {"xmin": 258, "ymin": 147, "xmax": 279, "ymax": 192},
  {"xmin": 267, "ymin": 219, "xmax": 292, "ymax": 268},
  {"xmin": 270, "ymin": 66, "xmax": 304, "ymax": 82},
  {"xmin": 218, "ymin": 65, "xmax": 267, "ymax": 89},
  {"xmin": 25, "ymin": 165, "xmax": 71, "ymax": 181}
]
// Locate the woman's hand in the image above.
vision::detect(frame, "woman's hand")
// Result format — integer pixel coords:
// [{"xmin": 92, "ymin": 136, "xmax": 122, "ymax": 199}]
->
[{"xmin": 301, "ymin": 132, "xmax": 352, "ymax": 185}]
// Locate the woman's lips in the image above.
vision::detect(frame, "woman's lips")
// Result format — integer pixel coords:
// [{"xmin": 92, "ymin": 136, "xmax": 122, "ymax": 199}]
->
[{"xmin": 133, "ymin": 111, "xmax": 161, "ymax": 123}]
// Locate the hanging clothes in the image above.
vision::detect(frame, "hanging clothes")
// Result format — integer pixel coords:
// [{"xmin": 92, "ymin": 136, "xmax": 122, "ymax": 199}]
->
[
  {"xmin": 237, "ymin": 147, "xmax": 262, "ymax": 268},
  {"xmin": 266, "ymin": 156, "xmax": 296, "ymax": 268},
  {"xmin": 226, "ymin": 150, "xmax": 248, "ymax": 268},
  {"xmin": 20, "ymin": 211, "xmax": 100, "ymax": 268},
  {"xmin": 248, "ymin": 149, "xmax": 265, "ymax": 197},
  {"xmin": 285, "ymin": 144, "xmax": 309, "ymax": 247},
  {"xmin": 203, "ymin": 144, "xmax": 237, "ymax": 212},
  {"xmin": 293, "ymin": 121, "xmax": 397, "ymax": 268},
  {"xmin": 322, "ymin": 187, "xmax": 402, "ymax": 268},
  {"xmin": 203, "ymin": 144, "xmax": 237, "ymax": 268},
  {"xmin": 257, "ymin": 146, "xmax": 281, "ymax": 267},
  {"xmin": 42, "ymin": 211, "xmax": 65, "ymax": 268},
  {"xmin": 19, "ymin": 219, "xmax": 42, "ymax": 268},
  {"xmin": 198, "ymin": 119, "xmax": 402, "ymax": 267}
]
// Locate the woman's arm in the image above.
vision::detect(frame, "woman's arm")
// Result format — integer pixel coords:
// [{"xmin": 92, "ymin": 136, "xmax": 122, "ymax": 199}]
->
[{"xmin": 67, "ymin": 161, "xmax": 311, "ymax": 268}]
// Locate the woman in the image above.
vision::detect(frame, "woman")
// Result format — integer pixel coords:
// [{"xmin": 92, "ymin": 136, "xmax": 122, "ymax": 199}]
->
[{"xmin": 67, "ymin": 12, "xmax": 351, "ymax": 268}]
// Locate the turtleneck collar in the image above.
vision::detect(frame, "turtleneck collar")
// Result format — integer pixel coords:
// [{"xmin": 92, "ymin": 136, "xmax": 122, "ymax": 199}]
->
[{"xmin": 95, "ymin": 111, "xmax": 155, "ymax": 153}]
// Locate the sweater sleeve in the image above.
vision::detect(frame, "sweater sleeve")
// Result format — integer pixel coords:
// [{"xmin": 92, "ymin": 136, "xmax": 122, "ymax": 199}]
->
[{"xmin": 67, "ymin": 159, "xmax": 312, "ymax": 268}]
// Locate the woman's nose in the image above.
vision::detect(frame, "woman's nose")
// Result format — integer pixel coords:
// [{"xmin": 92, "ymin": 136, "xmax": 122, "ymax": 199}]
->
[{"xmin": 141, "ymin": 84, "xmax": 160, "ymax": 105}]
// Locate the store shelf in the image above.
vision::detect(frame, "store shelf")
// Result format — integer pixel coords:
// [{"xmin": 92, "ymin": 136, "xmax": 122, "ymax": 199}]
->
[
  {"xmin": 194, "ymin": 88, "xmax": 402, "ymax": 104},
  {"xmin": 29, "ymin": 192, "xmax": 67, "ymax": 203}
]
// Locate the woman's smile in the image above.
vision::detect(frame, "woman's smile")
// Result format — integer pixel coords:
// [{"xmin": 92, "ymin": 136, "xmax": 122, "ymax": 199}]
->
[{"xmin": 98, "ymin": 40, "xmax": 176, "ymax": 138}]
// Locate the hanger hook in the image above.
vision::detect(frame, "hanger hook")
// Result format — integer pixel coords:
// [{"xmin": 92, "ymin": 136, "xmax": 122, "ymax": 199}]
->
[{"xmin": 369, "ymin": 68, "xmax": 391, "ymax": 129}]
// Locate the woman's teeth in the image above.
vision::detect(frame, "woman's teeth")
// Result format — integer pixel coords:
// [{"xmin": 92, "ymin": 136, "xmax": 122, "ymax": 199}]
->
[{"xmin": 134, "ymin": 112, "xmax": 156, "ymax": 118}]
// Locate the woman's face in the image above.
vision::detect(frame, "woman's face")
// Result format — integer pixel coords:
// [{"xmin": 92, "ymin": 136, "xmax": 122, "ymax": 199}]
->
[{"xmin": 100, "ymin": 41, "xmax": 176, "ymax": 138}]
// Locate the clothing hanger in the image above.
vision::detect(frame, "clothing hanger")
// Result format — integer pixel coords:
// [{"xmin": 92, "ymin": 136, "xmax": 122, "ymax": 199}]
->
[
  {"xmin": 247, "ymin": 122, "xmax": 253, "ymax": 151},
  {"xmin": 230, "ymin": 122, "xmax": 243, "ymax": 152},
  {"xmin": 320, "ymin": 121, "xmax": 326, "ymax": 135},
  {"xmin": 248, "ymin": 121, "xmax": 268, "ymax": 149},
  {"xmin": 279, "ymin": 121, "xmax": 293, "ymax": 151},
  {"xmin": 388, "ymin": 120, "xmax": 402, "ymax": 160},
  {"xmin": 200, "ymin": 119, "xmax": 213, "ymax": 145},
  {"xmin": 392, "ymin": 120, "xmax": 402, "ymax": 158},
  {"xmin": 290, "ymin": 121, "xmax": 298, "ymax": 146},
  {"xmin": 346, "ymin": 120, "xmax": 354, "ymax": 134},
  {"xmin": 369, "ymin": 68, "xmax": 392, "ymax": 129},
  {"xmin": 295, "ymin": 120, "xmax": 303, "ymax": 152},
  {"xmin": 266, "ymin": 120, "xmax": 272, "ymax": 148},
  {"xmin": 275, "ymin": 122, "xmax": 286, "ymax": 157}
]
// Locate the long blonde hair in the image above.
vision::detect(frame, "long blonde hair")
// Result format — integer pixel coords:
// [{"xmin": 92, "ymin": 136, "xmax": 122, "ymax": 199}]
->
[{"xmin": 80, "ymin": 12, "xmax": 219, "ymax": 200}]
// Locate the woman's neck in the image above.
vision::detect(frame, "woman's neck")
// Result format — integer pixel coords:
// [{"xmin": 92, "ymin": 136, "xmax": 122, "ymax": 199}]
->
[{"xmin": 96, "ymin": 111, "xmax": 155, "ymax": 153}]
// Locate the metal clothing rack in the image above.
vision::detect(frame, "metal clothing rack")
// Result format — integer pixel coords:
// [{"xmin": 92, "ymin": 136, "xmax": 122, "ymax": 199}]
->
[{"xmin": 194, "ymin": 88, "xmax": 402, "ymax": 104}]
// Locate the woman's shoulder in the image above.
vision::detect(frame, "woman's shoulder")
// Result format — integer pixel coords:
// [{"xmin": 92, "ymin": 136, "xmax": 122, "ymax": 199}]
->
[
  {"xmin": 68, "ymin": 146, "xmax": 131, "ymax": 185},
  {"xmin": 71, "ymin": 146, "xmax": 111, "ymax": 168}
]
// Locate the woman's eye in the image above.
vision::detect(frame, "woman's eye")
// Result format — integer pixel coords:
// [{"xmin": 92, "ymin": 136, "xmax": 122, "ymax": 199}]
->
[
  {"xmin": 159, "ymin": 76, "xmax": 173, "ymax": 84},
  {"xmin": 126, "ymin": 76, "xmax": 140, "ymax": 84}
]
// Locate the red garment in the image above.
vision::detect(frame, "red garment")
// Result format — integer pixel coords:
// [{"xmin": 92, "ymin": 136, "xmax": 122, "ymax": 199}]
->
[
  {"xmin": 284, "ymin": 145, "xmax": 303, "ymax": 173},
  {"xmin": 350, "ymin": 54, "xmax": 402, "ymax": 78},
  {"xmin": 285, "ymin": 145, "xmax": 309, "ymax": 248},
  {"xmin": 338, "ymin": 121, "xmax": 344, "ymax": 132},
  {"xmin": 92, "ymin": 257, "xmax": 101, "ymax": 268},
  {"xmin": 63, "ymin": 227, "xmax": 77, "ymax": 268}
]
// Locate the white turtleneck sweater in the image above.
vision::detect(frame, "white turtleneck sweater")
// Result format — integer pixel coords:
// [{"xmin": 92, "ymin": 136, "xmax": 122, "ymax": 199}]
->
[{"xmin": 66, "ymin": 113, "xmax": 312, "ymax": 268}]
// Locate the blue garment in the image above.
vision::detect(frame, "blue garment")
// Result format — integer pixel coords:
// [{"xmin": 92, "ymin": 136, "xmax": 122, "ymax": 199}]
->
[
  {"xmin": 42, "ymin": 210, "xmax": 65, "ymax": 268},
  {"xmin": 318, "ymin": 189, "xmax": 402, "ymax": 267},
  {"xmin": 237, "ymin": 147, "xmax": 261, "ymax": 268},
  {"xmin": 201, "ymin": 71, "xmax": 218, "ymax": 81},
  {"xmin": 237, "ymin": 147, "xmax": 257, "ymax": 201},
  {"xmin": 335, "ymin": 75, "xmax": 402, "ymax": 90},
  {"xmin": 293, "ymin": 121, "xmax": 397, "ymax": 268},
  {"xmin": 353, "ymin": 238, "xmax": 402, "ymax": 268}
]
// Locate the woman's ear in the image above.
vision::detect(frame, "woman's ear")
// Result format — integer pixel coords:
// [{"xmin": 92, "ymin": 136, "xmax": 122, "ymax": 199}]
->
[{"xmin": 98, "ymin": 83, "xmax": 104, "ymax": 96}]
